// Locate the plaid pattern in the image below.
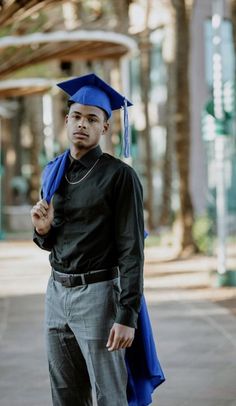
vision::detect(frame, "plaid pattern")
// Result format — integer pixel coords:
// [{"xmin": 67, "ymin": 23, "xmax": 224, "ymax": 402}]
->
[{"xmin": 45, "ymin": 276, "xmax": 128, "ymax": 406}]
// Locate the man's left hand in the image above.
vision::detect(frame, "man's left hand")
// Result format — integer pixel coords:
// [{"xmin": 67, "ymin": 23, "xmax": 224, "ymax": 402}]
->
[{"xmin": 106, "ymin": 323, "xmax": 135, "ymax": 351}]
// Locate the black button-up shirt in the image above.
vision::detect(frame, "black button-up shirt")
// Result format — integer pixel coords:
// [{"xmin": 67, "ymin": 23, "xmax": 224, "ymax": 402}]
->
[{"xmin": 33, "ymin": 145, "xmax": 144, "ymax": 328}]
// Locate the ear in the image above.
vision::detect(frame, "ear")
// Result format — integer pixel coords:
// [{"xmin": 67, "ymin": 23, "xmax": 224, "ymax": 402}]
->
[
  {"xmin": 65, "ymin": 114, "xmax": 69, "ymax": 125},
  {"xmin": 102, "ymin": 121, "xmax": 109, "ymax": 134}
]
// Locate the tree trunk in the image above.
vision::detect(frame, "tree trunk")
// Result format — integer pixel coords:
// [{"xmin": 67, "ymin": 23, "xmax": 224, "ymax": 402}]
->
[
  {"xmin": 112, "ymin": 0, "xmax": 130, "ymax": 33},
  {"xmin": 139, "ymin": 0, "xmax": 154, "ymax": 230},
  {"xmin": 140, "ymin": 33, "xmax": 154, "ymax": 230},
  {"xmin": 25, "ymin": 95, "xmax": 44, "ymax": 204},
  {"xmin": 159, "ymin": 61, "xmax": 175, "ymax": 225},
  {"xmin": 159, "ymin": 5, "xmax": 176, "ymax": 226},
  {"xmin": 2, "ymin": 118, "xmax": 14, "ymax": 207},
  {"xmin": 171, "ymin": 0, "xmax": 197, "ymax": 254}
]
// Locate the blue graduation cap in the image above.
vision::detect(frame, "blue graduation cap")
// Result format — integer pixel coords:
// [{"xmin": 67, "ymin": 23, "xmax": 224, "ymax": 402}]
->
[{"xmin": 57, "ymin": 73, "xmax": 132, "ymax": 157}]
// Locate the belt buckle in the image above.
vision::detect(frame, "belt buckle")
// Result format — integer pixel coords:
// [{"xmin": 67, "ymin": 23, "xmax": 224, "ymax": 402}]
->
[{"xmin": 61, "ymin": 275, "xmax": 72, "ymax": 288}]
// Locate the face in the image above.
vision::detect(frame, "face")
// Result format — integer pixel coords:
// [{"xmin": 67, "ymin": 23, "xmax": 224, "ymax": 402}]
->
[{"xmin": 65, "ymin": 103, "xmax": 109, "ymax": 157}]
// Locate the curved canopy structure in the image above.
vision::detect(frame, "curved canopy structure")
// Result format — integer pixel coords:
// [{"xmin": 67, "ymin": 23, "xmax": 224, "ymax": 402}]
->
[
  {"xmin": 0, "ymin": 30, "xmax": 137, "ymax": 97},
  {"xmin": 0, "ymin": 30, "xmax": 138, "ymax": 78},
  {"xmin": 0, "ymin": 2, "xmax": 137, "ymax": 97},
  {"xmin": 0, "ymin": 78, "xmax": 57, "ymax": 97}
]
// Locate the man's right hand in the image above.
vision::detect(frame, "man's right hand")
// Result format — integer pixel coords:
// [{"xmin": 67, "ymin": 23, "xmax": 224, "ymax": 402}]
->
[{"xmin": 30, "ymin": 199, "xmax": 54, "ymax": 235}]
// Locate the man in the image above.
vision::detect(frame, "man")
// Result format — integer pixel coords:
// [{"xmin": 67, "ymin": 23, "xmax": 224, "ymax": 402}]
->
[{"xmin": 31, "ymin": 73, "xmax": 144, "ymax": 406}]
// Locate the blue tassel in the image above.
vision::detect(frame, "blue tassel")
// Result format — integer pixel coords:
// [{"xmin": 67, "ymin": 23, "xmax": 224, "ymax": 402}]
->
[{"xmin": 123, "ymin": 98, "xmax": 131, "ymax": 158}]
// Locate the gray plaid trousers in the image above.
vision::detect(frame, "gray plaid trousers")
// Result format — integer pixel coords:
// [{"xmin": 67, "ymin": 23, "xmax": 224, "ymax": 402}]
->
[{"xmin": 45, "ymin": 275, "xmax": 128, "ymax": 406}]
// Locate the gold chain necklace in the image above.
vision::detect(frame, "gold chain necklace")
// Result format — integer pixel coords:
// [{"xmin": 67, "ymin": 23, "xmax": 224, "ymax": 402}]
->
[{"xmin": 65, "ymin": 158, "xmax": 100, "ymax": 185}]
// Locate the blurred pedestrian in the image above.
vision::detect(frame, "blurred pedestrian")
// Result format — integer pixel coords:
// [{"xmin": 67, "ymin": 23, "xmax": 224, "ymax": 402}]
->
[{"xmin": 31, "ymin": 73, "xmax": 144, "ymax": 406}]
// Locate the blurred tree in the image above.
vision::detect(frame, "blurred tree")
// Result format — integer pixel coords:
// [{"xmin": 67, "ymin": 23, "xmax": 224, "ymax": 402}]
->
[
  {"xmin": 171, "ymin": 0, "xmax": 197, "ymax": 255},
  {"xmin": 159, "ymin": 61, "xmax": 175, "ymax": 226},
  {"xmin": 112, "ymin": 0, "xmax": 131, "ymax": 33},
  {"xmin": 139, "ymin": 0, "xmax": 154, "ymax": 230},
  {"xmin": 159, "ymin": 5, "xmax": 176, "ymax": 226},
  {"xmin": 24, "ymin": 95, "xmax": 44, "ymax": 204}
]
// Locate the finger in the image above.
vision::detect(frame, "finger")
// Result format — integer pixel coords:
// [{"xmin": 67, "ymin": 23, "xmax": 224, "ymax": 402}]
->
[
  {"xmin": 108, "ymin": 336, "xmax": 122, "ymax": 352},
  {"xmin": 120, "ymin": 338, "xmax": 131, "ymax": 349},
  {"xmin": 35, "ymin": 207, "xmax": 47, "ymax": 218},
  {"xmin": 106, "ymin": 328, "xmax": 114, "ymax": 349},
  {"xmin": 37, "ymin": 203, "xmax": 48, "ymax": 216},
  {"xmin": 126, "ymin": 338, "xmax": 134, "ymax": 348},
  {"xmin": 31, "ymin": 207, "xmax": 43, "ymax": 219},
  {"xmin": 34, "ymin": 200, "xmax": 48, "ymax": 211},
  {"xmin": 40, "ymin": 199, "xmax": 49, "ymax": 210},
  {"xmin": 119, "ymin": 337, "xmax": 133, "ymax": 349},
  {"xmin": 108, "ymin": 342, "xmax": 120, "ymax": 351}
]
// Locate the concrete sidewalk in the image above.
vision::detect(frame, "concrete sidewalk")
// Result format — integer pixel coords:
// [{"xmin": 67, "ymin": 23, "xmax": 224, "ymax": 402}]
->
[{"xmin": 0, "ymin": 241, "xmax": 236, "ymax": 406}]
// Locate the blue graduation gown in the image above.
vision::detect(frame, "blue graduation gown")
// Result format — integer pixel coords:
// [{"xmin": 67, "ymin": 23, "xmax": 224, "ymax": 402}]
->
[{"xmin": 126, "ymin": 296, "xmax": 165, "ymax": 405}]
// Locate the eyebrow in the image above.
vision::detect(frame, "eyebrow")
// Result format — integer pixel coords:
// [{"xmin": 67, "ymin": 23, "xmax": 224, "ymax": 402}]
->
[{"xmin": 71, "ymin": 111, "xmax": 99, "ymax": 118}]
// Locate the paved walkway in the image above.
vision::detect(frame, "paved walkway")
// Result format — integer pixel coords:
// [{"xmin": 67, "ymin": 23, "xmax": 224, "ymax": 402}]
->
[{"xmin": 0, "ymin": 241, "xmax": 236, "ymax": 406}]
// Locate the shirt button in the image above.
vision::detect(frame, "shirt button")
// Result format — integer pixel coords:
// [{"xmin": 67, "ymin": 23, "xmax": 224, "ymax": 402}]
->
[{"xmin": 65, "ymin": 216, "xmax": 70, "ymax": 222}]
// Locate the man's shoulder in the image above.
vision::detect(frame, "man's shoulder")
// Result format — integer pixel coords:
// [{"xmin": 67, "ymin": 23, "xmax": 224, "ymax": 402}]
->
[
  {"xmin": 102, "ymin": 153, "xmax": 142, "ymax": 186},
  {"xmin": 102, "ymin": 153, "xmax": 135, "ymax": 173}
]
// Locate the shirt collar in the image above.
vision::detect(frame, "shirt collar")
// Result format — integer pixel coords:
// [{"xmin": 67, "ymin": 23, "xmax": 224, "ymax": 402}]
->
[{"xmin": 69, "ymin": 145, "xmax": 103, "ymax": 168}]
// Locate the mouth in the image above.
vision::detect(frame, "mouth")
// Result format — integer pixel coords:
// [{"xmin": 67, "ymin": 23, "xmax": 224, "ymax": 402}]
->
[{"xmin": 73, "ymin": 132, "xmax": 89, "ymax": 138}]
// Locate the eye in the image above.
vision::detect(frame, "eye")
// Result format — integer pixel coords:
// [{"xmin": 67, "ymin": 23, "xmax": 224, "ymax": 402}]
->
[
  {"xmin": 71, "ymin": 113, "xmax": 80, "ymax": 120},
  {"xmin": 88, "ymin": 117, "xmax": 96, "ymax": 123}
]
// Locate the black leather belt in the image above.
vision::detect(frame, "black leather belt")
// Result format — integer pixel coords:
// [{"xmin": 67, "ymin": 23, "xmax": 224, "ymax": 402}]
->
[{"xmin": 52, "ymin": 267, "xmax": 118, "ymax": 288}]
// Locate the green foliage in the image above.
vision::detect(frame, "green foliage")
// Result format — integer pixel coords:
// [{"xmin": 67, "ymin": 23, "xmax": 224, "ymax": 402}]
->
[
  {"xmin": 193, "ymin": 215, "xmax": 215, "ymax": 254},
  {"xmin": 144, "ymin": 234, "xmax": 161, "ymax": 247},
  {"xmin": 0, "ymin": 26, "xmax": 12, "ymax": 37}
]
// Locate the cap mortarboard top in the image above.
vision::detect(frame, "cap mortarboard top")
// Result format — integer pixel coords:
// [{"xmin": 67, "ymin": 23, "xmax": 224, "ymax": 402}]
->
[{"xmin": 56, "ymin": 73, "xmax": 132, "ymax": 118}]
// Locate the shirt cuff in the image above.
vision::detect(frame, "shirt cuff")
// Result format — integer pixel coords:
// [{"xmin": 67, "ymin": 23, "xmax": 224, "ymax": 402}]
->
[
  {"xmin": 34, "ymin": 227, "xmax": 52, "ymax": 239},
  {"xmin": 115, "ymin": 306, "xmax": 138, "ymax": 328}
]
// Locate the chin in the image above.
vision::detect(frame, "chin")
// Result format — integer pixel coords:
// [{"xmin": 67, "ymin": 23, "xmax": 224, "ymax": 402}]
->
[{"xmin": 73, "ymin": 140, "xmax": 87, "ymax": 147}]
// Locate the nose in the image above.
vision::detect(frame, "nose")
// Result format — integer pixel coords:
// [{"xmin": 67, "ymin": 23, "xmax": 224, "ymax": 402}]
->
[{"xmin": 78, "ymin": 117, "xmax": 87, "ymax": 129}]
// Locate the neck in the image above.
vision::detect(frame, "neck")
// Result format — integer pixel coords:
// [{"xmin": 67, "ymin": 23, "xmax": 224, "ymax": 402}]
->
[{"xmin": 70, "ymin": 145, "xmax": 93, "ymax": 160}]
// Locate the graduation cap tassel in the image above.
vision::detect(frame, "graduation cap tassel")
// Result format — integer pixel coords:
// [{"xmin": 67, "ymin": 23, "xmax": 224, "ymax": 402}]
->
[{"xmin": 123, "ymin": 98, "xmax": 131, "ymax": 158}]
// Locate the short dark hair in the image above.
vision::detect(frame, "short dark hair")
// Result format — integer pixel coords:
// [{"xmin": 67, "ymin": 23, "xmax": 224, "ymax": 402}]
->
[
  {"xmin": 67, "ymin": 100, "xmax": 108, "ymax": 122},
  {"xmin": 67, "ymin": 100, "xmax": 75, "ymax": 110}
]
